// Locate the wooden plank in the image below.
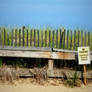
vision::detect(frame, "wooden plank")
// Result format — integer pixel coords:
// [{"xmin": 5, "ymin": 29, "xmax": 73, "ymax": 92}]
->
[
  {"xmin": 23, "ymin": 27, "xmax": 25, "ymax": 47},
  {"xmin": 88, "ymin": 32, "xmax": 90, "ymax": 46},
  {"xmin": 74, "ymin": 31, "xmax": 76, "ymax": 50},
  {"xmin": 63, "ymin": 29, "xmax": 65, "ymax": 49},
  {"xmin": 7, "ymin": 33, "xmax": 10, "ymax": 46},
  {"xmin": 19, "ymin": 29, "xmax": 21, "ymax": 46},
  {"xmin": 41, "ymin": 30, "xmax": 43, "ymax": 47},
  {"xmin": 49, "ymin": 30, "xmax": 51, "ymax": 47},
  {"xmin": 67, "ymin": 30, "xmax": 69, "ymax": 49},
  {"xmin": 0, "ymin": 46, "xmax": 52, "ymax": 51},
  {"xmin": 45, "ymin": 30, "xmax": 47, "ymax": 47},
  {"xmin": 34, "ymin": 29, "xmax": 36, "ymax": 47},
  {"xmin": 0, "ymin": 31, "xmax": 2, "ymax": 46},
  {"xmin": 52, "ymin": 30, "xmax": 55, "ymax": 48},
  {"xmin": 81, "ymin": 31, "xmax": 83, "ymax": 46},
  {"xmin": 84, "ymin": 31, "xmax": 86, "ymax": 46},
  {"xmin": 37, "ymin": 29, "xmax": 39, "ymax": 47},
  {"xmin": 30, "ymin": 29, "xmax": 32, "ymax": 46},
  {"xmin": 56, "ymin": 29, "xmax": 58, "ymax": 48},
  {"xmin": 26, "ymin": 29, "xmax": 28, "ymax": 47},
  {"xmin": 0, "ymin": 50, "xmax": 76, "ymax": 60},
  {"xmin": 59, "ymin": 29, "xmax": 62, "ymax": 49},
  {"xmin": 78, "ymin": 31, "xmax": 80, "ymax": 47},
  {"xmin": 11, "ymin": 29, "xmax": 13, "ymax": 46},
  {"xmin": 4, "ymin": 28, "xmax": 6, "ymax": 46},
  {"xmin": 15, "ymin": 29, "xmax": 17, "ymax": 47},
  {"xmin": 70, "ymin": 30, "xmax": 72, "ymax": 50}
]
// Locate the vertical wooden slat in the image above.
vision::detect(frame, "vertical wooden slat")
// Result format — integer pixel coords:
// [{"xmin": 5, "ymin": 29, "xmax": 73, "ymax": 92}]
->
[
  {"xmin": 11, "ymin": 29, "xmax": 13, "ymax": 46},
  {"xmin": 84, "ymin": 31, "xmax": 86, "ymax": 46},
  {"xmin": 34, "ymin": 29, "xmax": 36, "ymax": 47},
  {"xmin": 4, "ymin": 28, "xmax": 6, "ymax": 46},
  {"xmin": 26, "ymin": 29, "xmax": 28, "ymax": 47},
  {"xmin": 49, "ymin": 30, "xmax": 51, "ymax": 47},
  {"xmin": 74, "ymin": 31, "xmax": 76, "ymax": 50},
  {"xmin": 70, "ymin": 30, "xmax": 72, "ymax": 50},
  {"xmin": 63, "ymin": 29, "xmax": 66, "ymax": 49},
  {"xmin": 78, "ymin": 31, "xmax": 80, "ymax": 47},
  {"xmin": 0, "ymin": 31, "xmax": 2, "ymax": 46},
  {"xmin": 88, "ymin": 32, "xmax": 90, "ymax": 47},
  {"xmin": 52, "ymin": 30, "xmax": 55, "ymax": 48},
  {"xmin": 41, "ymin": 30, "xmax": 43, "ymax": 47},
  {"xmin": 81, "ymin": 31, "xmax": 83, "ymax": 46},
  {"xmin": 67, "ymin": 30, "xmax": 69, "ymax": 49},
  {"xmin": 15, "ymin": 29, "xmax": 17, "ymax": 47},
  {"xmin": 56, "ymin": 29, "xmax": 58, "ymax": 48},
  {"xmin": 7, "ymin": 33, "xmax": 9, "ymax": 46},
  {"xmin": 59, "ymin": 29, "xmax": 61, "ymax": 48},
  {"xmin": 19, "ymin": 29, "xmax": 21, "ymax": 46},
  {"xmin": 23, "ymin": 26, "xmax": 25, "ymax": 47},
  {"xmin": 30, "ymin": 29, "xmax": 32, "ymax": 46},
  {"xmin": 37, "ymin": 29, "xmax": 39, "ymax": 47},
  {"xmin": 45, "ymin": 30, "xmax": 47, "ymax": 47}
]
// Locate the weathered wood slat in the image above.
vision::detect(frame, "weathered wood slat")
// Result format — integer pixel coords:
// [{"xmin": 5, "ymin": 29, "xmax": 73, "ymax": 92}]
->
[
  {"xmin": 52, "ymin": 30, "xmax": 55, "ymax": 48},
  {"xmin": 56, "ymin": 29, "xmax": 58, "ymax": 48},
  {"xmin": 37, "ymin": 29, "xmax": 39, "ymax": 47},
  {"xmin": 7, "ymin": 33, "xmax": 9, "ymax": 46},
  {"xmin": 49, "ymin": 30, "xmax": 51, "ymax": 47},
  {"xmin": 26, "ymin": 29, "xmax": 28, "ymax": 47},
  {"xmin": 4, "ymin": 28, "xmax": 6, "ymax": 46},
  {"xmin": 0, "ymin": 46, "xmax": 52, "ymax": 51},
  {"xmin": 23, "ymin": 27, "xmax": 25, "ymax": 47},
  {"xmin": 70, "ymin": 30, "xmax": 72, "ymax": 50},
  {"xmin": 34, "ymin": 29, "xmax": 36, "ymax": 47},
  {"xmin": 0, "ymin": 31, "xmax": 2, "ymax": 46},
  {"xmin": 45, "ymin": 30, "xmax": 47, "ymax": 47},
  {"xmin": 63, "ymin": 29, "xmax": 65, "ymax": 49},
  {"xmin": 19, "ymin": 29, "xmax": 21, "ymax": 46},
  {"xmin": 41, "ymin": 30, "xmax": 43, "ymax": 47},
  {"xmin": 30, "ymin": 29, "xmax": 32, "ymax": 46},
  {"xmin": 15, "ymin": 29, "xmax": 17, "ymax": 47},
  {"xmin": 78, "ymin": 31, "xmax": 80, "ymax": 47},
  {"xmin": 74, "ymin": 31, "xmax": 76, "ymax": 50},
  {"xmin": 84, "ymin": 31, "xmax": 86, "ymax": 46},
  {"xmin": 81, "ymin": 31, "xmax": 83, "ymax": 46},
  {"xmin": 67, "ymin": 30, "xmax": 69, "ymax": 49},
  {"xmin": 88, "ymin": 32, "xmax": 90, "ymax": 46},
  {"xmin": 0, "ymin": 50, "xmax": 75, "ymax": 60},
  {"xmin": 59, "ymin": 29, "xmax": 62, "ymax": 49},
  {"xmin": 11, "ymin": 29, "xmax": 13, "ymax": 46}
]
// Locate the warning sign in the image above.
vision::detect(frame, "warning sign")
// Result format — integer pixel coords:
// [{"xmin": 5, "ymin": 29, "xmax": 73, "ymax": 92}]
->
[{"xmin": 78, "ymin": 47, "xmax": 90, "ymax": 65}]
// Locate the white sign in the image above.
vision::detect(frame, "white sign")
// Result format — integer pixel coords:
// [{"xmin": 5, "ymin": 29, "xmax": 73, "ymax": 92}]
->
[{"xmin": 78, "ymin": 47, "xmax": 90, "ymax": 65}]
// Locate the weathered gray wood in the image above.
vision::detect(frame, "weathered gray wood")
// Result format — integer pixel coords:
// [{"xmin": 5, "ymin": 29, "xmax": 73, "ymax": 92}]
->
[
  {"xmin": 88, "ymin": 32, "xmax": 90, "ymax": 46},
  {"xmin": 19, "ymin": 29, "xmax": 21, "ymax": 46},
  {"xmin": 56, "ymin": 29, "xmax": 58, "ymax": 48},
  {"xmin": 23, "ymin": 27, "xmax": 25, "ymax": 47},
  {"xmin": 0, "ymin": 31, "xmax": 2, "ymax": 46},
  {"xmin": 78, "ymin": 31, "xmax": 80, "ymax": 47},
  {"xmin": 37, "ymin": 29, "xmax": 39, "ymax": 47},
  {"xmin": 30, "ymin": 29, "xmax": 32, "ymax": 46},
  {"xmin": 41, "ymin": 30, "xmax": 43, "ymax": 47},
  {"xmin": 0, "ymin": 50, "xmax": 76, "ymax": 60},
  {"xmin": 34, "ymin": 29, "xmax": 36, "ymax": 47},
  {"xmin": 84, "ymin": 31, "xmax": 86, "ymax": 46},
  {"xmin": 70, "ymin": 30, "xmax": 72, "ymax": 50},
  {"xmin": 48, "ymin": 60, "xmax": 54, "ymax": 76},
  {"xmin": 52, "ymin": 30, "xmax": 55, "ymax": 48},
  {"xmin": 63, "ymin": 29, "xmax": 65, "ymax": 49},
  {"xmin": 11, "ymin": 29, "xmax": 13, "ymax": 46},
  {"xmin": 26, "ymin": 29, "xmax": 28, "ymax": 47},
  {"xmin": 81, "ymin": 31, "xmax": 83, "ymax": 46},
  {"xmin": 4, "ymin": 28, "xmax": 6, "ymax": 46},
  {"xmin": 49, "ymin": 30, "xmax": 51, "ymax": 47},
  {"xmin": 7, "ymin": 33, "xmax": 9, "ymax": 46},
  {"xmin": 45, "ymin": 30, "xmax": 47, "ymax": 47},
  {"xmin": 15, "ymin": 29, "xmax": 17, "ymax": 47},
  {"xmin": 0, "ymin": 46, "xmax": 52, "ymax": 51},
  {"xmin": 67, "ymin": 30, "xmax": 69, "ymax": 49},
  {"xmin": 1, "ymin": 68, "xmax": 92, "ymax": 78},
  {"xmin": 59, "ymin": 29, "xmax": 62, "ymax": 49},
  {"xmin": 74, "ymin": 31, "xmax": 76, "ymax": 50}
]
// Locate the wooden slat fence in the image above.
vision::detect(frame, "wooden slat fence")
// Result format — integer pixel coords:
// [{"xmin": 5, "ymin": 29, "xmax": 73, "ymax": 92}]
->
[{"xmin": 0, "ymin": 27, "xmax": 92, "ymax": 51}]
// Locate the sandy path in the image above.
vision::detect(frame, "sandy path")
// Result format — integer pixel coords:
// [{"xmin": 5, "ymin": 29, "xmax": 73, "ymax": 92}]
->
[{"xmin": 0, "ymin": 83, "xmax": 92, "ymax": 92}]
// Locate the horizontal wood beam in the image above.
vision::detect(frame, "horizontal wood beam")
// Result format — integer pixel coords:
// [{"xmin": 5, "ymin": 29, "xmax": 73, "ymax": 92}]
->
[{"xmin": 0, "ymin": 50, "xmax": 75, "ymax": 60}]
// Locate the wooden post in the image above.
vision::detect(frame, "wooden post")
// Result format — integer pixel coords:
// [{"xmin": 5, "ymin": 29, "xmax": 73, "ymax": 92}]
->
[
  {"xmin": 83, "ymin": 65, "xmax": 87, "ymax": 85},
  {"xmin": 48, "ymin": 59, "xmax": 54, "ymax": 76}
]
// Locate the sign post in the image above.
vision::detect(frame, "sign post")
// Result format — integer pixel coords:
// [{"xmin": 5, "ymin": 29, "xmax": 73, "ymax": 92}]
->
[{"xmin": 78, "ymin": 47, "xmax": 90, "ymax": 85}]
